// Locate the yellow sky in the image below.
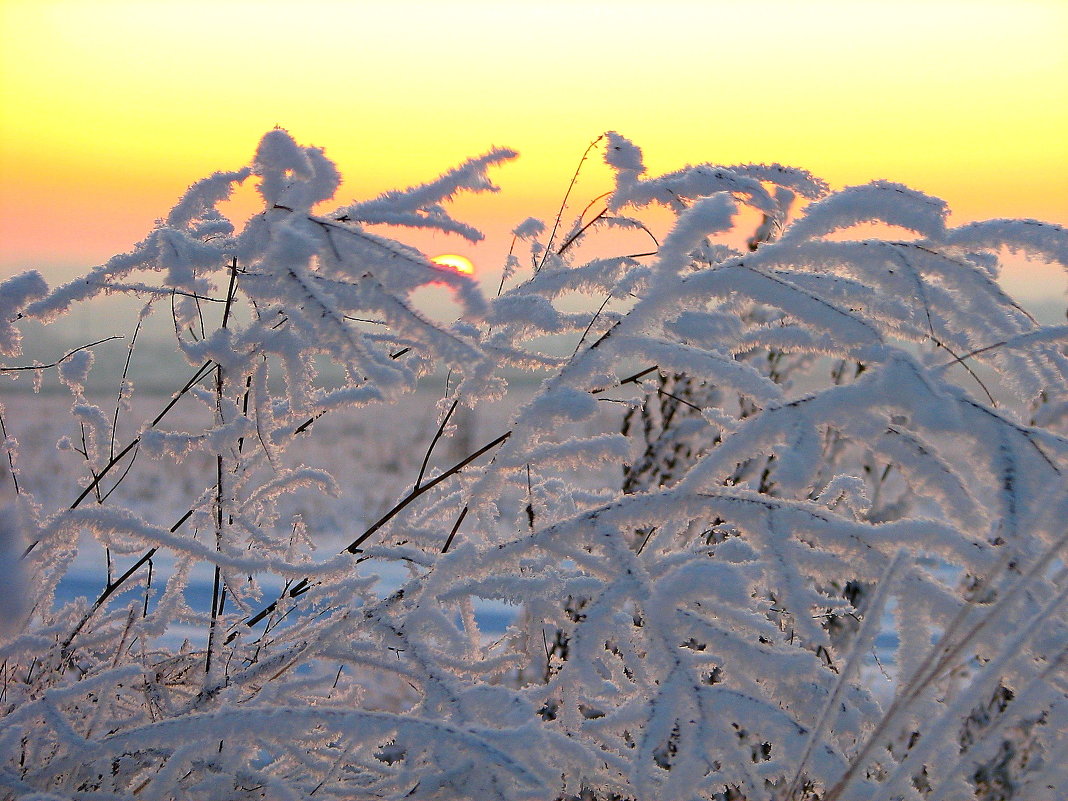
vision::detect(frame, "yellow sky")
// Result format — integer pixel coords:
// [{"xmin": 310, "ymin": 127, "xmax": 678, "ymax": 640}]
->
[{"xmin": 2, "ymin": 0, "xmax": 1066, "ymax": 303}]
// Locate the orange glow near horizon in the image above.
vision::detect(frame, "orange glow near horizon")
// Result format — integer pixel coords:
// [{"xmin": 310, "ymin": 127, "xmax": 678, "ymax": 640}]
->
[{"xmin": 2, "ymin": 1, "xmax": 1066, "ymax": 306}]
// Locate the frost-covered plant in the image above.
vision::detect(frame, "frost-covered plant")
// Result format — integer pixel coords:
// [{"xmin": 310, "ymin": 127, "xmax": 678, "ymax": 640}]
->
[{"xmin": 1, "ymin": 129, "xmax": 1066, "ymax": 801}]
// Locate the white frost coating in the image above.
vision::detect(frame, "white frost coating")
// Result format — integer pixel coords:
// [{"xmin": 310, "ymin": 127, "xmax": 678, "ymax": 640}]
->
[
  {"xmin": 512, "ymin": 217, "xmax": 545, "ymax": 239},
  {"xmin": 253, "ymin": 127, "xmax": 317, "ymax": 206},
  {"xmin": 156, "ymin": 227, "xmax": 228, "ymax": 289},
  {"xmin": 3, "ymin": 132, "xmax": 1065, "ymax": 801},
  {"xmin": 140, "ymin": 414, "xmax": 256, "ymax": 461},
  {"xmin": 56, "ymin": 349, "xmax": 93, "ymax": 396},
  {"xmin": 620, "ymin": 335, "xmax": 783, "ymax": 406},
  {"xmin": 302, "ymin": 145, "xmax": 343, "ymax": 208},
  {"xmin": 490, "ymin": 293, "xmax": 563, "ymax": 332},
  {"xmin": 166, "ymin": 167, "xmax": 252, "ymax": 228},
  {"xmin": 604, "ymin": 130, "xmax": 645, "ymax": 173},
  {"xmin": 685, "ymin": 262, "xmax": 885, "ymax": 348},
  {"xmin": 250, "ymin": 130, "xmax": 343, "ymax": 212},
  {"xmin": 653, "ymin": 194, "xmax": 738, "ymax": 272},
  {"xmin": 945, "ymin": 218, "xmax": 1068, "ymax": 267},
  {"xmin": 496, "ymin": 255, "xmax": 645, "ymax": 307},
  {"xmin": 666, "ymin": 309, "xmax": 744, "ymax": 348},
  {"xmin": 524, "ymin": 385, "xmax": 600, "ymax": 424},
  {"xmin": 338, "ymin": 147, "xmax": 518, "ymax": 242},
  {"xmin": 781, "ymin": 180, "xmax": 949, "ymax": 243},
  {"xmin": 0, "ymin": 271, "xmax": 48, "ymax": 355},
  {"xmin": 727, "ymin": 162, "xmax": 830, "ymax": 200},
  {"xmin": 611, "ymin": 161, "xmax": 775, "ymax": 215},
  {"xmin": 817, "ymin": 474, "xmax": 871, "ymax": 516}
]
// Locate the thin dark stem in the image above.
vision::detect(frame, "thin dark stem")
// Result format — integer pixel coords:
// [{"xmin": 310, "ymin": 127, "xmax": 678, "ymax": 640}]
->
[
  {"xmin": 292, "ymin": 349, "xmax": 411, "ymax": 436},
  {"xmin": 942, "ymin": 339, "xmax": 1010, "ymax": 366},
  {"xmin": 0, "ymin": 411, "xmax": 20, "ymax": 495},
  {"xmin": 587, "ymin": 319, "xmax": 620, "ymax": 351},
  {"xmin": 591, "ymin": 365, "xmax": 660, "ymax": 394},
  {"xmin": 572, "ymin": 295, "xmax": 614, "ymax": 356},
  {"xmin": 194, "ymin": 292, "xmax": 207, "ymax": 341},
  {"xmin": 537, "ymin": 134, "xmax": 605, "ymax": 273},
  {"xmin": 882, "ymin": 244, "xmax": 996, "ymax": 406},
  {"xmin": 554, "ymin": 200, "xmax": 659, "ymax": 261},
  {"xmin": 244, "ymin": 430, "xmax": 513, "ymax": 629},
  {"xmin": 0, "ymin": 336, "xmax": 122, "ymax": 373},
  {"xmin": 152, "ymin": 359, "xmax": 218, "ymax": 427},
  {"xmin": 635, "ymin": 526, "xmax": 658, "ymax": 555},
  {"xmin": 79, "ymin": 424, "xmax": 103, "ymax": 504},
  {"xmin": 556, "ymin": 207, "xmax": 608, "ymax": 257},
  {"xmin": 293, "ymin": 413, "xmax": 324, "ymax": 436},
  {"xmin": 237, "ymin": 374, "xmax": 254, "ymax": 456},
  {"xmin": 111, "ymin": 317, "xmax": 144, "ymax": 462},
  {"xmin": 525, "ymin": 464, "xmax": 535, "ymax": 531},
  {"xmin": 221, "ymin": 257, "xmax": 240, "ymax": 330},
  {"xmin": 206, "ymin": 449, "xmax": 225, "ymax": 676},
  {"xmin": 655, "ymin": 387, "xmax": 704, "ymax": 414},
  {"xmin": 67, "ymin": 360, "xmax": 216, "ymax": 512},
  {"xmin": 299, "ymin": 211, "xmax": 449, "ymax": 275},
  {"xmin": 930, "ymin": 336, "xmax": 997, "ymax": 407},
  {"xmin": 345, "ymin": 430, "xmax": 511, "ymax": 555},
  {"xmin": 207, "ymin": 259, "xmax": 240, "ymax": 675},
  {"xmin": 143, "ymin": 558, "xmax": 153, "ymax": 618},
  {"xmin": 77, "ymin": 281, "xmax": 228, "ymax": 305},
  {"xmin": 62, "ymin": 353, "xmax": 213, "ymax": 517},
  {"xmin": 415, "ymin": 398, "xmax": 459, "ymax": 490},
  {"xmin": 497, "ymin": 235, "xmax": 518, "ymax": 298},
  {"xmin": 441, "ymin": 506, "xmax": 469, "ymax": 554},
  {"xmin": 936, "ymin": 328, "xmax": 1068, "ymax": 372}
]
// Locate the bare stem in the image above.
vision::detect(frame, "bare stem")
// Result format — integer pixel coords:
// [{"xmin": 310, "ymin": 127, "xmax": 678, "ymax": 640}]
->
[
  {"xmin": 537, "ymin": 134, "xmax": 605, "ymax": 273},
  {"xmin": 415, "ymin": 397, "xmax": 459, "ymax": 490},
  {"xmin": 0, "ymin": 336, "xmax": 122, "ymax": 373}
]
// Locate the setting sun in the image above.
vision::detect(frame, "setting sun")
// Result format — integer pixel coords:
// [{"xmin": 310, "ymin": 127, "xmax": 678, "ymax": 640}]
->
[{"xmin": 431, "ymin": 254, "xmax": 475, "ymax": 275}]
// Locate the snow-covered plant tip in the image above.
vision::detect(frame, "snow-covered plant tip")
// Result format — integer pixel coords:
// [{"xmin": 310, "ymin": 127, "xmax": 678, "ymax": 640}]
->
[{"xmin": 1, "ymin": 128, "xmax": 1067, "ymax": 801}]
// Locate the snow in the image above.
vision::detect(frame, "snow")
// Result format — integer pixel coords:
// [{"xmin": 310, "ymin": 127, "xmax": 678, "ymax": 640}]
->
[{"xmin": 1, "ymin": 129, "xmax": 1066, "ymax": 801}]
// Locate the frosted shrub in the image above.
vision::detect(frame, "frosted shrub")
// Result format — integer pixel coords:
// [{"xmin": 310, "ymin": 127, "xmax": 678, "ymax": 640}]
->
[{"xmin": 1, "ymin": 129, "xmax": 1066, "ymax": 800}]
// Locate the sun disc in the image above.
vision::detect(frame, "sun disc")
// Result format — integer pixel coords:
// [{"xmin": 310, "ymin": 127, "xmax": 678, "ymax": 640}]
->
[{"xmin": 431, "ymin": 254, "xmax": 475, "ymax": 275}]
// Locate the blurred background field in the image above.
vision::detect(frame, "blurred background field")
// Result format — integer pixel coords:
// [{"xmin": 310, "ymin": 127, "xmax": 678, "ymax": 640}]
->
[{"xmin": 0, "ymin": 351, "xmax": 624, "ymax": 648}]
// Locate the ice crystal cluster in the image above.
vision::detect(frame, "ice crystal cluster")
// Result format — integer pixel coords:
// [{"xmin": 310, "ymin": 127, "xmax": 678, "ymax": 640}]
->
[{"xmin": 0, "ymin": 129, "xmax": 1066, "ymax": 800}]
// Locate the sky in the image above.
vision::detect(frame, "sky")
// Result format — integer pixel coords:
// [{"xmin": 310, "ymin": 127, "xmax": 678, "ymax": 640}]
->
[{"xmin": 1, "ymin": 0, "xmax": 1066, "ymax": 310}]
